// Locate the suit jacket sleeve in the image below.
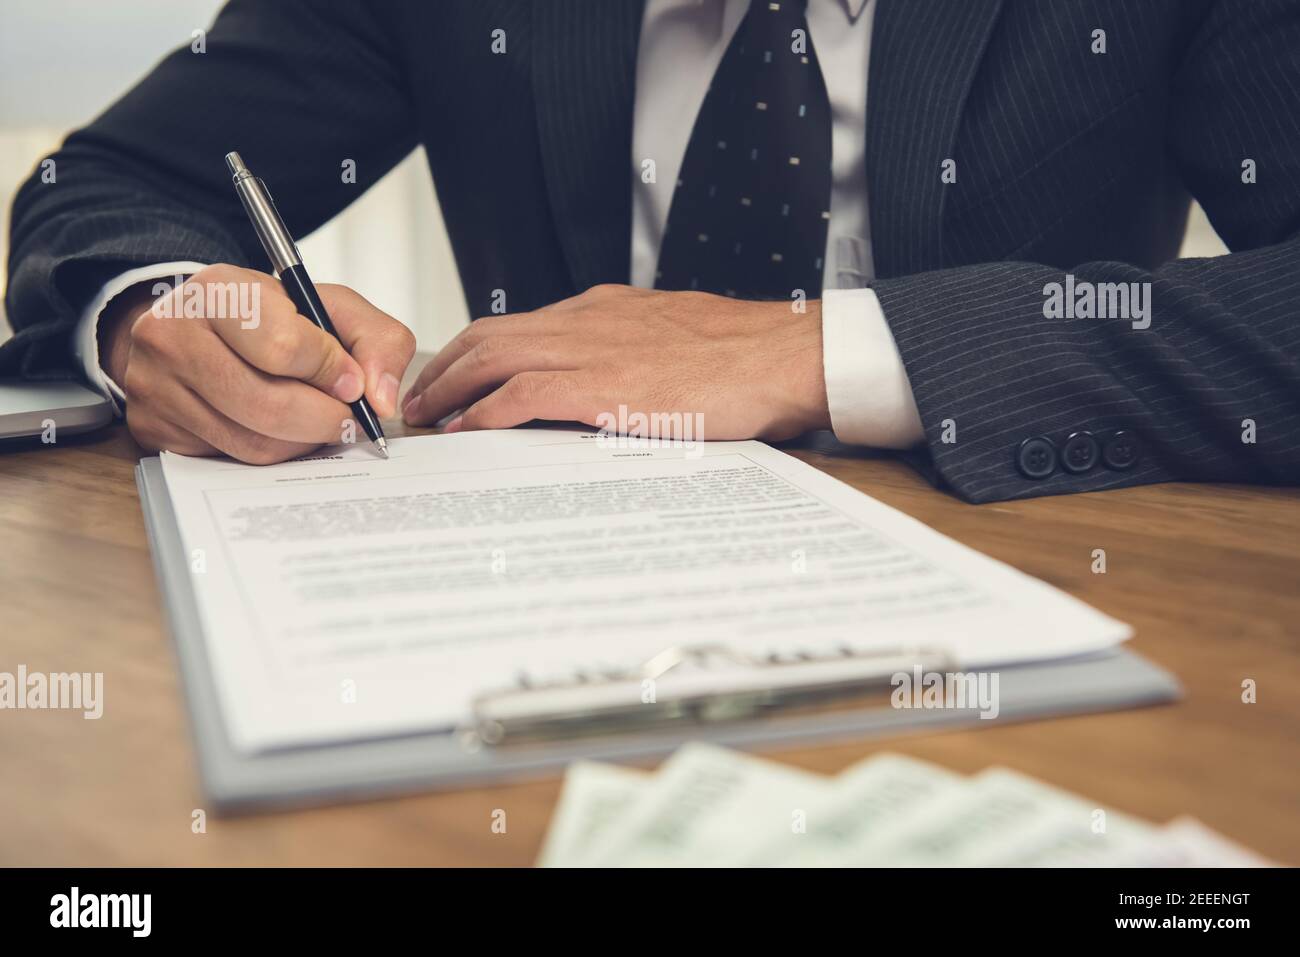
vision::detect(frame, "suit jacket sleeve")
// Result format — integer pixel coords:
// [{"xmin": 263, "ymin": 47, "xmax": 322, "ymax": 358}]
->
[
  {"xmin": 3, "ymin": 0, "xmax": 415, "ymax": 377},
  {"xmin": 872, "ymin": 0, "xmax": 1300, "ymax": 503}
]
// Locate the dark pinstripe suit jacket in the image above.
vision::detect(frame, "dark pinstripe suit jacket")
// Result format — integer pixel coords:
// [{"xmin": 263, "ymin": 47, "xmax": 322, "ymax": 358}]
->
[{"xmin": 5, "ymin": 0, "xmax": 1300, "ymax": 502}]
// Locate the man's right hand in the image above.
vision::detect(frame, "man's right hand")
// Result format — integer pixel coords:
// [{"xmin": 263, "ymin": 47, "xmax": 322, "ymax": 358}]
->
[{"xmin": 100, "ymin": 264, "xmax": 415, "ymax": 464}]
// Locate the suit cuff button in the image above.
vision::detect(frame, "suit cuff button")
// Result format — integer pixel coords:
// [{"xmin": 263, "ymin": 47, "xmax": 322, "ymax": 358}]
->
[
  {"xmin": 1102, "ymin": 430, "xmax": 1141, "ymax": 470},
  {"xmin": 1016, "ymin": 436, "xmax": 1058, "ymax": 479},
  {"xmin": 1061, "ymin": 430, "xmax": 1100, "ymax": 473}
]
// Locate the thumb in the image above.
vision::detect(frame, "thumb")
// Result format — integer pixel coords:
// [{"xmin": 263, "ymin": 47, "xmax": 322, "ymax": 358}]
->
[{"xmin": 317, "ymin": 284, "xmax": 417, "ymax": 418}]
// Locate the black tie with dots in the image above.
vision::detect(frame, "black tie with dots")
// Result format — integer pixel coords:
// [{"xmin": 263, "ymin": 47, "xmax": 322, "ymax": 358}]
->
[{"xmin": 655, "ymin": 0, "xmax": 832, "ymax": 301}]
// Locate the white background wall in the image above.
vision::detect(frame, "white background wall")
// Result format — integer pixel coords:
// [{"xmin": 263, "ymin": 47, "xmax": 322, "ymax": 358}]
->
[{"xmin": 1, "ymin": 1, "xmax": 1225, "ymax": 346}]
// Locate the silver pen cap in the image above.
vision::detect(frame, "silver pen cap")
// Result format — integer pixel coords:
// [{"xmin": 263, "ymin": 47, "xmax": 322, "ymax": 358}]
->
[{"xmin": 226, "ymin": 151, "xmax": 301, "ymax": 274}]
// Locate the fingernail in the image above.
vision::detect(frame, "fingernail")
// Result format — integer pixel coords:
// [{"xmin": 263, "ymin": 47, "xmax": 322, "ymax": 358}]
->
[
  {"xmin": 443, "ymin": 415, "xmax": 463, "ymax": 434},
  {"xmin": 378, "ymin": 372, "xmax": 400, "ymax": 417},
  {"xmin": 402, "ymin": 394, "xmax": 420, "ymax": 422},
  {"xmin": 332, "ymin": 371, "xmax": 364, "ymax": 402}
]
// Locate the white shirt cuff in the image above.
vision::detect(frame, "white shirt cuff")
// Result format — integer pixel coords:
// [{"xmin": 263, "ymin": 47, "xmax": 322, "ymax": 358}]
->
[
  {"xmin": 73, "ymin": 261, "xmax": 208, "ymax": 415},
  {"xmin": 821, "ymin": 286, "xmax": 925, "ymax": 449}
]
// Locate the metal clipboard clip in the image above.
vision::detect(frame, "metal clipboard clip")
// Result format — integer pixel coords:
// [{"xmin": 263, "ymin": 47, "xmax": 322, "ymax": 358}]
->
[{"xmin": 470, "ymin": 643, "xmax": 954, "ymax": 746}]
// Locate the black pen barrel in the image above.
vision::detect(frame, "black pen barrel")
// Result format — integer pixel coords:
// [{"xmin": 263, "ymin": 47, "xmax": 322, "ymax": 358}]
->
[{"xmin": 278, "ymin": 263, "xmax": 385, "ymax": 446}]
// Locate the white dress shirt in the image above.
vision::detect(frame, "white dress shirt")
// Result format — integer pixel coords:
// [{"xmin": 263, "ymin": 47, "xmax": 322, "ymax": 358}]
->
[
  {"xmin": 632, "ymin": 0, "xmax": 922, "ymax": 448},
  {"xmin": 75, "ymin": 0, "xmax": 923, "ymax": 447}
]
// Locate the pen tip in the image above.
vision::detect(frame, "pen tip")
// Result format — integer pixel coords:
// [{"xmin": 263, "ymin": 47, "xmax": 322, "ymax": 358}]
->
[{"xmin": 375, "ymin": 437, "xmax": 389, "ymax": 460}]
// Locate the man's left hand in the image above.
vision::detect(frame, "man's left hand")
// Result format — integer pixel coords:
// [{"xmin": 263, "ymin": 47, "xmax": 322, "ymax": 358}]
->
[{"xmin": 401, "ymin": 284, "xmax": 831, "ymax": 441}]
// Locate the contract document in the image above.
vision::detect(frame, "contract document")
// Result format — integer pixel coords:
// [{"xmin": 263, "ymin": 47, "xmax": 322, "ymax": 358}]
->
[{"xmin": 158, "ymin": 429, "xmax": 1130, "ymax": 753}]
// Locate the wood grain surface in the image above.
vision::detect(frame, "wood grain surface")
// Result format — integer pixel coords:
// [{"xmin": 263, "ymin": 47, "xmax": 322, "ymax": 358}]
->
[{"xmin": 2, "ymin": 363, "xmax": 1297, "ymax": 866}]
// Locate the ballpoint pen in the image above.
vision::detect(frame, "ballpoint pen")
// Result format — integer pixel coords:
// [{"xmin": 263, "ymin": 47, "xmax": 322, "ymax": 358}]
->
[{"xmin": 225, "ymin": 151, "xmax": 389, "ymax": 459}]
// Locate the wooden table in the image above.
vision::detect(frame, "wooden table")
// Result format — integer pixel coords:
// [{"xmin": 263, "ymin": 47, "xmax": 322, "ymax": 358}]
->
[{"xmin": 2, "ymin": 372, "xmax": 1298, "ymax": 866}]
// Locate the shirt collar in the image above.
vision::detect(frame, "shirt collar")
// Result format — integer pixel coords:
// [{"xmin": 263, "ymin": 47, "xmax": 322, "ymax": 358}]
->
[{"xmin": 842, "ymin": 0, "xmax": 871, "ymax": 21}]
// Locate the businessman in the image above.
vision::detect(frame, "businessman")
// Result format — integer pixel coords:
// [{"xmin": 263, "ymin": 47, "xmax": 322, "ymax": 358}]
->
[{"xmin": 5, "ymin": 0, "xmax": 1300, "ymax": 502}]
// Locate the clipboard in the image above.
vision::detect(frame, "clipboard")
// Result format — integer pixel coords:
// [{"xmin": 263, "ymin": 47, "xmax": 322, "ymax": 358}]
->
[{"xmin": 135, "ymin": 456, "xmax": 1181, "ymax": 814}]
